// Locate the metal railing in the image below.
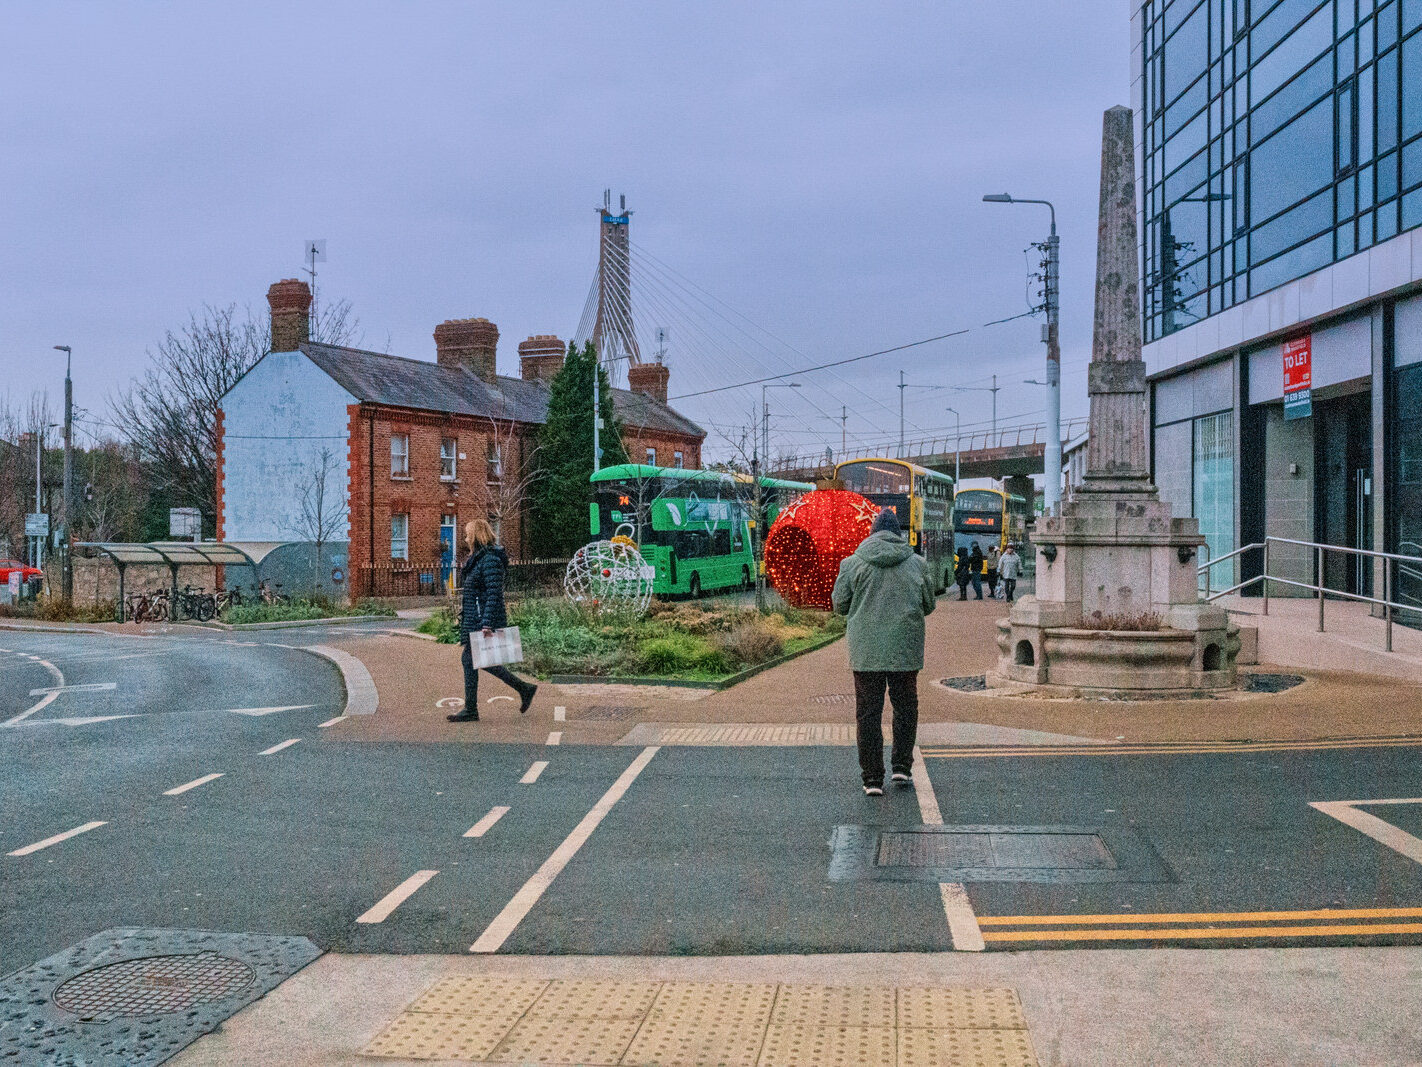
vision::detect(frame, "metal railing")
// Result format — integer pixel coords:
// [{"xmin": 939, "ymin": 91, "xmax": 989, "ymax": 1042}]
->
[
  {"xmin": 770, "ymin": 417, "xmax": 1090, "ymax": 474},
  {"xmin": 1198, "ymin": 537, "xmax": 1422, "ymax": 653}
]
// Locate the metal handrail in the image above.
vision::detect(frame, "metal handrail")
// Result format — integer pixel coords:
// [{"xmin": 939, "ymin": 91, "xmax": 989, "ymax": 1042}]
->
[{"xmin": 1197, "ymin": 536, "xmax": 1422, "ymax": 653}]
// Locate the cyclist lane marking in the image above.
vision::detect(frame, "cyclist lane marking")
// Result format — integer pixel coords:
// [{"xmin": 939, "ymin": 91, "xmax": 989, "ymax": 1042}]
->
[
  {"xmin": 464, "ymin": 806, "xmax": 510, "ymax": 838},
  {"xmin": 470, "ymin": 746, "xmax": 659, "ymax": 953},
  {"xmin": 163, "ymin": 773, "xmax": 225, "ymax": 796},
  {"xmin": 520, "ymin": 761, "xmax": 549, "ymax": 784},
  {"xmin": 7, "ymin": 821, "xmax": 107, "ymax": 856},
  {"xmin": 259, "ymin": 739, "xmax": 302, "ymax": 755},
  {"xmin": 356, "ymin": 870, "xmax": 439, "ymax": 924}
]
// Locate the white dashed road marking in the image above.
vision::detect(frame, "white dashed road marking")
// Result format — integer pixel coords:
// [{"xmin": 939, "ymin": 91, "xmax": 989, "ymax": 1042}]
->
[
  {"xmin": 163, "ymin": 773, "xmax": 225, "ymax": 796},
  {"xmin": 28, "ymin": 682, "xmax": 116, "ymax": 695},
  {"xmin": 546, "ymin": 731, "xmax": 563, "ymax": 746},
  {"xmin": 319, "ymin": 716, "xmax": 347, "ymax": 728},
  {"xmin": 259, "ymin": 739, "xmax": 302, "ymax": 755},
  {"xmin": 464, "ymin": 806, "xmax": 511, "ymax": 838},
  {"xmin": 8, "ymin": 821, "xmax": 107, "ymax": 857},
  {"xmin": 226, "ymin": 705, "xmax": 315, "ymax": 717},
  {"xmin": 519, "ymin": 761, "xmax": 549, "ymax": 784},
  {"xmin": 554, "ymin": 705, "xmax": 566, "ymax": 722},
  {"xmin": 1, "ymin": 651, "xmax": 65, "ymax": 727},
  {"xmin": 356, "ymin": 870, "xmax": 438, "ymax": 924},
  {"xmin": 471, "ymin": 746, "xmax": 659, "ymax": 953}
]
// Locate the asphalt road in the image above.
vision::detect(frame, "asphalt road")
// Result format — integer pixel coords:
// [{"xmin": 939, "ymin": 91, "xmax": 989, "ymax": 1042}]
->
[{"xmin": 4, "ymin": 626, "xmax": 1422, "ymax": 974}]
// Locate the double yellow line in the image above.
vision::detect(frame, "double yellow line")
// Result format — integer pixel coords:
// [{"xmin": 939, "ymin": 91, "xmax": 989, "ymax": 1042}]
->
[
  {"xmin": 921, "ymin": 735, "xmax": 1422, "ymax": 759},
  {"xmin": 977, "ymin": 906, "xmax": 1422, "ymax": 943}
]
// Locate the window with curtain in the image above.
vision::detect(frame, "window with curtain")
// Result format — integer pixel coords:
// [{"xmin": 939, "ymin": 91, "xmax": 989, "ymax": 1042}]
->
[
  {"xmin": 390, "ymin": 433, "xmax": 409, "ymax": 478},
  {"xmin": 390, "ymin": 513, "xmax": 409, "ymax": 560}
]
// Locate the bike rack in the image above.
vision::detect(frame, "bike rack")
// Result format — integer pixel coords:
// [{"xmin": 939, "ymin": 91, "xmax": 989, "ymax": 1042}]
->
[{"xmin": 76, "ymin": 542, "xmax": 264, "ymax": 623}]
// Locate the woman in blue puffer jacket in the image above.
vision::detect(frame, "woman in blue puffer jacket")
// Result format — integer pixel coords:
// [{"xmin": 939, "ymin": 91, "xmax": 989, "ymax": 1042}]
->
[{"xmin": 446, "ymin": 518, "xmax": 537, "ymax": 722}]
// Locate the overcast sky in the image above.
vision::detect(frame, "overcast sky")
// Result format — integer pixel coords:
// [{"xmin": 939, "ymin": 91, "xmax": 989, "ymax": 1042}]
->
[{"xmin": 1, "ymin": 1, "xmax": 1130, "ymax": 466}]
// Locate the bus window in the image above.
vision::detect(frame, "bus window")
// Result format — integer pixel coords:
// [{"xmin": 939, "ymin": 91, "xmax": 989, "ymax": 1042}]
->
[
  {"xmin": 712, "ymin": 530, "xmax": 731, "ymax": 556},
  {"xmin": 733, "ymin": 523, "xmax": 745, "ymax": 552}
]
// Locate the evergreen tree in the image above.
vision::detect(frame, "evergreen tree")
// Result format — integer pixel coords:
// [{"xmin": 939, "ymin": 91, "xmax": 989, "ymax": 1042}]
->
[{"xmin": 529, "ymin": 342, "xmax": 627, "ymax": 556}]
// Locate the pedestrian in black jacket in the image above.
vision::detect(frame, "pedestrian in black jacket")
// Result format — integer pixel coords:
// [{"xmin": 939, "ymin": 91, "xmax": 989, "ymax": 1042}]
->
[
  {"xmin": 969, "ymin": 543, "xmax": 985, "ymax": 600},
  {"xmin": 954, "ymin": 548, "xmax": 971, "ymax": 601},
  {"xmin": 446, "ymin": 518, "xmax": 537, "ymax": 722}
]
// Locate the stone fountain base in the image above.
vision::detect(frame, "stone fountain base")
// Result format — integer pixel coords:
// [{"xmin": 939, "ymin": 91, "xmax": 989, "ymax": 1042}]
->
[{"xmin": 987, "ymin": 598, "xmax": 1241, "ymax": 697}]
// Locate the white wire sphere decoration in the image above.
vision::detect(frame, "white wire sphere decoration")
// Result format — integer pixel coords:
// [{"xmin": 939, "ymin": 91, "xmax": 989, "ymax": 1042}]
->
[{"xmin": 563, "ymin": 535, "xmax": 654, "ymax": 615}]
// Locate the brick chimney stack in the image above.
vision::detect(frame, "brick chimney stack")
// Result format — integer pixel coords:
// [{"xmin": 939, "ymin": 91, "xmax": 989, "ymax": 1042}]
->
[
  {"xmin": 518, "ymin": 335, "xmax": 565, "ymax": 382},
  {"xmin": 627, "ymin": 361, "xmax": 670, "ymax": 404},
  {"xmin": 267, "ymin": 278, "xmax": 312, "ymax": 352},
  {"xmin": 434, "ymin": 318, "xmax": 499, "ymax": 381}
]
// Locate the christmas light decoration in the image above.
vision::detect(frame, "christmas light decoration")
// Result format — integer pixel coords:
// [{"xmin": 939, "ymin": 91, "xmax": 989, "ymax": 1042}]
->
[
  {"xmin": 564, "ymin": 536, "xmax": 655, "ymax": 615},
  {"xmin": 764, "ymin": 489, "xmax": 879, "ymax": 609}
]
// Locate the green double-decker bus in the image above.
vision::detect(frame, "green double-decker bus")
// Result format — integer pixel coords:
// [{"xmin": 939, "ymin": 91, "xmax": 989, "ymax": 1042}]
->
[{"xmin": 589, "ymin": 464, "xmax": 812, "ymax": 598}]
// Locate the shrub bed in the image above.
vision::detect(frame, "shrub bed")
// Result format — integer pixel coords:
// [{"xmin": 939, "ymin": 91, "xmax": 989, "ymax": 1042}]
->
[
  {"xmin": 416, "ymin": 597, "xmax": 844, "ymax": 681},
  {"xmin": 0, "ymin": 598, "xmax": 117, "ymax": 623},
  {"xmin": 221, "ymin": 597, "xmax": 396, "ymax": 625}
]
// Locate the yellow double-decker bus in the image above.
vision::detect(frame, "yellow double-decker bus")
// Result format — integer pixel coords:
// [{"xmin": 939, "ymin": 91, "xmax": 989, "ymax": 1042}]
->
[
  {"xmin": 834, "ymin": 458, "xmax": 955, "ymax": 592},
  {"xmin": 953, "ymin": 488, "xmax": 1029, "ymax": 570}
]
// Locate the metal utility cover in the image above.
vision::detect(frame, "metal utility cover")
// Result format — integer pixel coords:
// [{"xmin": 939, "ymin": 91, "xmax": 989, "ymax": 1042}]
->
[{"xmin": 829, "ymin": 824, "xmax": 1173, "ymax": 884}]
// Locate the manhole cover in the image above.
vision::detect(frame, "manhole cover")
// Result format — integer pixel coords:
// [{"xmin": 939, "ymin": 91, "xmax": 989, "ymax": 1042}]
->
[
  {"xmin": 829, "ymin": 824, "xmax": 1173, "ymax": 884},
  {"xmin": 580, "ymin": 704, "xmax": 646, "ymax": 721},
  {"xmin": 52, "ymin": 952, "xmax": 256, "ymax": 1021},
  {"xmin": 810, "ymin": 694, "xmax": 852, "ymax": 705},
  {"xmin": 1243, "ymin": 672, "xmax": 1305, "ymax": 693},
  {"xmin": 940, "ymin": 676, "xmax": 988, "ymax": 692}
]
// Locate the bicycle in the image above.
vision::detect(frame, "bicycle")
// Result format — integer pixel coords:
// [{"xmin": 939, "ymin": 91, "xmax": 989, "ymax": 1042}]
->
[
  {"xmin": 215, "ymin": 587, "xmax": 243, "ymax": 613},
  {"xmin": 179, "ymin": 585, "xmax": 217, "ymax": 622},
  {"xmin": 258, "ymin": 580, "xmax": 290, "ymax": 606}
]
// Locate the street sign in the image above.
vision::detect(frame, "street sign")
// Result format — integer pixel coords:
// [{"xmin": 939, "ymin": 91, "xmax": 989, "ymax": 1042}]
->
[
  {"xmin": 1282, "ymin": 335, "xmax": 1312, "ymax": 420},
  {"xmin": 25, "ymin": 513, "xmax": 48, "ymax": 537},
  {"xmin": 169, "ymin": 507, "xmax": 202, "ymax": 539}
]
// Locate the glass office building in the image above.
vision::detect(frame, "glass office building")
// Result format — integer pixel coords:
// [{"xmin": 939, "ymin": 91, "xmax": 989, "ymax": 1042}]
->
[{"xmin": 1135, "ymin": 0, "xmax": 1422, "ymax": 615}]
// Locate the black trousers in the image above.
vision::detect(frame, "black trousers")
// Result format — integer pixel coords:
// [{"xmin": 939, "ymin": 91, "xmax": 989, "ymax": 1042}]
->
[
  {"xmin": 971, "ymin": 572, "xmax": 983, "ymax": 599},
  {"xmin": 853, "ymin": 670, "xmax": 919, "ymax": 785},
  {"xmin": 461, "ymin": 638, "xmax": 527, "ymax": 713},
  {"xmin": 1004, "ymin": 578, "xmax": 1017, "ymax": 602},
  {"xmin": 986, "ymin": 568, "xmax": 999, "ymax": 596}
]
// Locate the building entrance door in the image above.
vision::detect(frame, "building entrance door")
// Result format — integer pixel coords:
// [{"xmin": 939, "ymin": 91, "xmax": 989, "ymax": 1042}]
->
[{"xmin": 1316, "ymin": 391, "xmax": 1372, "ymax": 596}]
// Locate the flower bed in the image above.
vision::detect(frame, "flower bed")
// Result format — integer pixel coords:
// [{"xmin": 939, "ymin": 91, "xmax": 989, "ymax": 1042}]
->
[{"xmin": 416, "ymin": 597, "xmax": 845, "ymax": 682}]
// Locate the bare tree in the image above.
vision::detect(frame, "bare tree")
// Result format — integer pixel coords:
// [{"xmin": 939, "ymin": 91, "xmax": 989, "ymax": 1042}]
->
[
  {"xmin": 295, "ymin": 446, "xmax": 349, "ymax": 596},
  {"xmin": 482, "ymin": 418, "xmax": 543, "ymax": 558},
  {"xmin": 0, "ymin": 392, "xmax": 57, "ymax": 563},
  {"xmin": 114, "ymin": 300, "xmax": 357, "ymax": 532}
]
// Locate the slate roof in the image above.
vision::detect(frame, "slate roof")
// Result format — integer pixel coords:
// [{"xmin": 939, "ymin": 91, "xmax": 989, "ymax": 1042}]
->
[{"xmin": 299, "ymin": 342, "xmax": 703, "ymax": 439}]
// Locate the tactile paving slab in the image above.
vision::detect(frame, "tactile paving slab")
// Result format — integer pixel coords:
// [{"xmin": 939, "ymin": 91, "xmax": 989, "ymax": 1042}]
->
[
  {"xmin": 770, "ymin": 984, "xmax": 896, "ymax": 1028},
  {"xmin": 0, "ymin": 927, "xmax": 319, "ymax": 1066},
  {"xmin": 406, "ymin": 975, "xmax": 549, "ymax": 1017},
  {"xmin": 896, "ymin": 987, "xmax": 1027, "ymax": 1030},
  {"xmin": 490, "ymin": 1014, "xmax": 644, "ymax": 1065},
  {"xmin": 365, "ymin": 1010, "xmax": 517, "ymax": 1062},
  {"xmin": 898, "ymin": 1024, "xmax": 1039, "ymax": 1067},
  {"xmin": 758, "ymin": 1022, "xmax": 896, "ymax": 1066}
]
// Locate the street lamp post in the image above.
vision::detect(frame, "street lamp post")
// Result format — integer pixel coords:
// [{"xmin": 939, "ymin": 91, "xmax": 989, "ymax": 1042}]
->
[
  {"xmin": 945, "ymin": 406, "xmax": 961, "ymax": 487},
  {"xmin": 54, "ymin": 346, "xmax": 73, "ymax": 602},
  {"xmin": 754, "ymin": 381, "xmax": 801, "ymax": 611},
  {"xmin": 983, "ymin": 193, "xmax": 1061, "ymax": 513}
]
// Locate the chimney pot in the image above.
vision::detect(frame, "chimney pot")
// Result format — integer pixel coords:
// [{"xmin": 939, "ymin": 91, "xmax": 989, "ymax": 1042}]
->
[
  {"xmin": 627, "ymin": 361, "xmax": 670, "ymax": 404},
  {"xmin": 267, "ymin": 278, "xmax": 312, "ymax": 352},
  {"xmin": 518, "ymin": 334, "xmax": 566, "ymax": 382},
  {"xmin": 434, "ymin": 317, "xmax": 499, "ymax": 380}
]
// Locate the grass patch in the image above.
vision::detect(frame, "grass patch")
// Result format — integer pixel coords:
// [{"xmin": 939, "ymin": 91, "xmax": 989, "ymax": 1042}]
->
[
  {"xmin": 221, "ymin": 597, "xmax": 395, "ymax": 625},
  {"xmin": 418, "ymin": 597, "xmax": 843, "ymax": 681},
  {"xmin": 0, "ymin": 598, "xmax": 117, "ymax": 623}
]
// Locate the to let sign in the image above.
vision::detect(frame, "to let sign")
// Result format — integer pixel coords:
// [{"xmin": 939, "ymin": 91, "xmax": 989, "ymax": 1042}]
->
[{"xmin": 1282, "ymin": 336, "xmax": 1312, "ymax": 420}]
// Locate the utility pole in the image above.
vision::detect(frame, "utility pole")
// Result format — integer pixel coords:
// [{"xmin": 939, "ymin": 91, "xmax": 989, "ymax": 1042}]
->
[
  {"xmin": 33, "ymin": 426, "xmax": 43, "ymax": 569},
  {"xmin": 592, "ymin": 350, "xmax": 601, "ymax": 474},
  {"xmin": 953, "ymin": 373, "xmax": 1001, "ymax": 440},
  {"xmin": 839, "ymin": 405, "xmax": 847, "ymax": 459},
  {"xmin": 756, "ymin": 383, "xmax": 800, "ymax": 611},
  {"xmin": 983, "ymin": 193, "xmax": 1061, "ymax": 512},
  {"xmin": 898, "ymin": 371, "xmax": 906, "ymax": 455},
  {"xmin": 945, "ymin": 406, "xmax": 961, "ymax": 486},
  {"xmin": 54, "ymin": 346, "xmax": 73, "ymax": 602}
]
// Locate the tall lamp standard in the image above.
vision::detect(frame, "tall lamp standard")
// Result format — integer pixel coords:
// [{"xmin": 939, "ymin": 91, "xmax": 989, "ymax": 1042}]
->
[
  {"xmin": 753, "ymin": 381, "xmax": 801, "ymax": 610},
  {"xmin": 53, "ymin": 346, "xmax": 73, "ymax": 602},
  {"xmin": 945, "ymin": 406, "xmax": 961, "ymax": 487},
  {"xmin": 983, "ymin": 192, "xmax": 1061, "ymax": 513}
]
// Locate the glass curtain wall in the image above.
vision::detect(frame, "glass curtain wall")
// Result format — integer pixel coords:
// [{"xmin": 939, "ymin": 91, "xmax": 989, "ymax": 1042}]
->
[
  {"xmin": 1141, "ymin": 0, "xmax": 1422, "ymax": 342},
  {"xmin": 1396, "ymin": 360, "xmax": 1422, "ymax": 623}
]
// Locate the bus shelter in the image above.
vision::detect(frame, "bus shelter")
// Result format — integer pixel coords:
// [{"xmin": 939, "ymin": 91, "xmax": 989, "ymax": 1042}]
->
[{"xmin": 77, "ymin": 542, "xmax": 263, "ymax": 622}]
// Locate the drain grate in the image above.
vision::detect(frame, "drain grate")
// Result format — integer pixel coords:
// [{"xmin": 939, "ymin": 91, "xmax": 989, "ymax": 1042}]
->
[
  {"xmin": 1243, "ymin": 673, "xmax": 1305, "ymax": 693},
  {"xmin": 830, "ymin": 824, "xmax": 1173, "ymax": 885},
  {"xmin": 580, "ymin": 704, "xmax": 647, "ymax": 721},
  {"xmin": 939, "ymin": 676, "xmax": 989, "ymax": 692},
  {"xmin": 52, "ymin": 951, "xmax": 255, "ymax": 1021}
]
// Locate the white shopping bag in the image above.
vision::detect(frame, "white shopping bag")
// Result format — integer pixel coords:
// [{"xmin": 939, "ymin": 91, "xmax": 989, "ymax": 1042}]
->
[{"xmin": 470, "ymin": 626, "xmax": 523, "ymax": 668}]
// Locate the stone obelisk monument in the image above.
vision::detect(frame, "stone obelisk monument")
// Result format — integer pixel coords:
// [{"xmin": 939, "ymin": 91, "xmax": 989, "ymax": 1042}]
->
[{"xmin": 990, "ymin": 106, "xmax": 1238, "ymax": 694}]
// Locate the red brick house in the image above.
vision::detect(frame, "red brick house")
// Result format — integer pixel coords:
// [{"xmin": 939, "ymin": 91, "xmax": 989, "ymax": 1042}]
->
[{"xmin": 217, "ymin": 279, "xmax": 703, "ymax": 597}]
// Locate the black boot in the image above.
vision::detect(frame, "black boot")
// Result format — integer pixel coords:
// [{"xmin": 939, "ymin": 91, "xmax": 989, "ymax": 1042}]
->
[
  {"xmin": 519, "ymin": 683, "xmax": 538, "ymax": 714},
  {"xmin": 446, "ymin": 711, "xmax": 478, "ymax": 722}
]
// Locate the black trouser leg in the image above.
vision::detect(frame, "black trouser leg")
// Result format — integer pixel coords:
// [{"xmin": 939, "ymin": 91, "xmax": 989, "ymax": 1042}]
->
[
  {"xmin": 987, "ymin": 570, "xmax": 999, "ymax": 596},
  {"xmin": 971, "ymin": 573, "xmax": 983, "ymax": 599},
  {"xmin": 460, "ymin": 639, "xmax": 480, "ymax": 715},
  {"xmin": 957, "ymin": 579, "xmax": 969, "ymax": 600},
  {"xmin": 1005, "ymin": 578, "xmax": 1017, "ymax": 602},
  {"xmin": 852, "ymin": 671, "xmax": 888, "ymax": 786},
  {"xmin": 887, "ymin": 671, "xmax": 919, "ymax": 775},
  {"xmin": 485, "ymin": 664, "xmax": 528, "ymax": 695}
]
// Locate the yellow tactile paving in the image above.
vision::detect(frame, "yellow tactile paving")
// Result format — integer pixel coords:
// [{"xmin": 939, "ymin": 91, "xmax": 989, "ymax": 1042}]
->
[
  {"xmin": 898, "ymin": 1025, "xmax": 1039, "ymax": 1067},
  {"xmin": 490, "ymin": 1014, "xmax": 643, "ymax": 1065},
  {"xmin": 770, "ymin": 984, "xmax": 896, "ymax": 1028},
  {"xmin": 365, "ymin": 976, "xmax": 1041, "ymax": 1065},
  {"xmin": 407, "ymin": 974, "xmax": 550, "ymax": 1016},
  {"xmin": 757, "ymin": 1022, "xmax": 896, "ymax": 1066},
  {"xmin": 524, "ymin": 977, "xmax": 662, "ymax": 1020},
  {"xmin": 897, "ymin": 986, "xmax": 1027, "ymax": 1030},
  {"xmin": 363, "ymin": 1009, "xmax": 518, "ymax": 1061}
]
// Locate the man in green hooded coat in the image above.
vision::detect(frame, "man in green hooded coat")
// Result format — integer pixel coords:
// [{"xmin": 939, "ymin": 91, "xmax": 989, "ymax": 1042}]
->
[{"xmin": 831, "ymin": 507, "xmax": 938, "ymax": 796}]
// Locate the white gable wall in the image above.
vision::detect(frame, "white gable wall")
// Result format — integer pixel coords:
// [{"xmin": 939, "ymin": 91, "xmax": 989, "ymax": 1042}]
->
[{"xmin": 220, "ymin": 351, "xmax": 355, "ymax": 542}]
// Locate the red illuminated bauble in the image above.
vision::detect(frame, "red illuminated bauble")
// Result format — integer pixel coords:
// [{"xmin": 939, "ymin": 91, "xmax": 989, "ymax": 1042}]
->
[{"xmin": 764, "ymin": 489, "xmax": 880, "ymax": 609}]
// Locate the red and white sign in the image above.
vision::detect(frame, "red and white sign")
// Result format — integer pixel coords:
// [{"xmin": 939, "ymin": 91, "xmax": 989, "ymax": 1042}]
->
[{"xmin": 1282, "ymin": 336, "xmax": 1312, "ymax": 394}]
